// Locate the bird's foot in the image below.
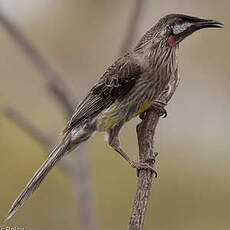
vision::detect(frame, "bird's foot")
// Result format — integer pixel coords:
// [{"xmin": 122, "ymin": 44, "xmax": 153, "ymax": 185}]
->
[
  {"xmin": 139, "ymin": 101, "xmax": 167, "ymax": 120},
  {"xmin": 151, "ymin": 100, "xmax": 167, "ymax": 118},
  {"xmin": 130, "ymin": 158, "xmax": 157, "ymax": 177}
]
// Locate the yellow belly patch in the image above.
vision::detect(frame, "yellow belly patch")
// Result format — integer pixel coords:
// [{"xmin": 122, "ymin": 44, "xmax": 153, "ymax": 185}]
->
[
  {"xmin": 97, "ymin": 101, "xmax": 154, "ymax": 131},
  {"xmin": 136, "ymin": 102, "xmax": 153, "ymax": 115}
]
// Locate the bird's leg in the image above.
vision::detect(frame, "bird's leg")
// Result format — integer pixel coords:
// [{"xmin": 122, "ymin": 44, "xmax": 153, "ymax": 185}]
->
[
  {"xmin": 107, "ymin": 128, "xmax": 157, "ymax": 177},
  {"xmin": 139, "ymin": 100, "xmax": 167, "ymax": 120}
]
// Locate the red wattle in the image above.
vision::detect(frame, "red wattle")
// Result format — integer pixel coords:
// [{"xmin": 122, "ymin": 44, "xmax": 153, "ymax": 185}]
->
[{"xmin": 168, "ymin": 35, "xmax": 175, "ymax": 47}]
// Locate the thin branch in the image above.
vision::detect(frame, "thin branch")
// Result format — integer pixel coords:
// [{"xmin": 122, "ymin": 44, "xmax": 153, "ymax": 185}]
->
[
  {"xmin": 4, "ymin": 107, "xmax": 52, "ymax": 147},
  {"xmin": 129, "ymin": 111, "xmax": 159, "ymax": 230},
  {"xmin": 118, "ymin": 0, "xmax": 148, "ymax": 56},
  {"xmin": 129, "ymin": 71, "xmax": 180, "ymax": 230},
  {"xmin": 73, "ymin": 144, "xmax": 97, "ymax": 230},
  {"xmin": 0, "ymin": 7, "xmax": 96, "ymax": 230},
  {"xmin": 0, "ymin": 7, "xmax": 75, "ymax": 117}
]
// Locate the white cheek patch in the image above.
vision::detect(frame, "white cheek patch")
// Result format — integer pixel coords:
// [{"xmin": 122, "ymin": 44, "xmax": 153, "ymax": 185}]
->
[{"xmin": 173, "ymin": 22, "xmax": 193, "ymax": 35}]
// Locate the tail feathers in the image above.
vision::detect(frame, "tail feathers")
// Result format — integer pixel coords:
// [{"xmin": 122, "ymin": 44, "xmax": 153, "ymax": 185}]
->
[{"xmin": 2, "ymin": 137, "xmax": 71, "ymax": 225}]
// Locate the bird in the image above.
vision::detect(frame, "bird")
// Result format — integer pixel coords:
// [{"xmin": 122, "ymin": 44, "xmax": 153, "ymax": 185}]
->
[{"xmin": 2, "ymin": 14, "xmax": 223, "ymax": 224}]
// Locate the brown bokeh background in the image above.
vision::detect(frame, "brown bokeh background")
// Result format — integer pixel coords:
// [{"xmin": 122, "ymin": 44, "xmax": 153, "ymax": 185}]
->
[{"xmin": 0, "ymin": 0, "xmax": 229, "ymax": 229}]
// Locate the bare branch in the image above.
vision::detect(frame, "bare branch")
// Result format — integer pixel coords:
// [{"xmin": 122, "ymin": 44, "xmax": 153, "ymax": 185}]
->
[
  {"xmin": 3, "ymin": 107, "xmax": 52, "ymax": 148},
  {"xmin": 0, "ymin": 7, "xmax": 76, "ymax": 117},
  {"xmin": 129, "ymin": 112, "xmax": 159, "ymax": 230},
  {"xmin": 73, "ymin": 145, "xmax": 97, "ymax": 230},
  {"xmin": 0, "ymin": 7, "xmax": 96, "ymax": 230},
  {"xmin": 118, "ymin": 0, "xmax": 149, "ymax": 56},
  {"xmin": 129, "ymin": 71, "xmax": 180, "ymax": 230}
]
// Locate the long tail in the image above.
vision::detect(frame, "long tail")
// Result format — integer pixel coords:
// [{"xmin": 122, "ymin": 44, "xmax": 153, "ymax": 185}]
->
[{"xmin": 2, "ymin": 127, "xmax": 92, "ymax": 225}]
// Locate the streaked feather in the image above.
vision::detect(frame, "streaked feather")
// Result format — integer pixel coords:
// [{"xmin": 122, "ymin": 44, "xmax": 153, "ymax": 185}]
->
[{"xmin": 63, "ymin": 57, "xmax": 142, "ymax": 133}]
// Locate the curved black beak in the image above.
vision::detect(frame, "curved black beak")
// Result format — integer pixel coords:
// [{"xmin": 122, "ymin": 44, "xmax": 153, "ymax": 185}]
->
[
  {"xmin": 192, "ymin": 19, "xmax": 223, "ymax": 31},
  {"xmin": 175, "ymin": 17, "xmax": 224, "ymax": 43},
  {"xmin": 174, "ymin": 16, "xmax": 223, "ymax": 45}
]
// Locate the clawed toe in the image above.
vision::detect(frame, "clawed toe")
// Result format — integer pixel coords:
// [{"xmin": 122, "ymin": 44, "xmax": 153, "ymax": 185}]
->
[
  {"xmin": 151, "ymin": 105, "xmax": 167, "ymax": 118},
  {"xmin": 130, "ymin": 161, "xmax": 158, "ymax": 178},
  {"xmin": 159, "ymin": 108, "xmax": 167, "ymax": 118}
]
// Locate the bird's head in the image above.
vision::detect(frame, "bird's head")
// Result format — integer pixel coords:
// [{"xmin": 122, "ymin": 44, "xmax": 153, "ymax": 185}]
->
[{"xmin": 156, "ymin": 14, "xmax": 223, "ymax": 47}]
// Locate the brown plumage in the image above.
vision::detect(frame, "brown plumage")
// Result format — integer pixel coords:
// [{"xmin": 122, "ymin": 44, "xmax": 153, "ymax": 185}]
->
[
  {"xmin": 1, "ymin": 14, "xmax": 223, "ymax": 225},
  {"xmin": 63, "ymin": 56, "xmax": 142, "ymax": 133}
]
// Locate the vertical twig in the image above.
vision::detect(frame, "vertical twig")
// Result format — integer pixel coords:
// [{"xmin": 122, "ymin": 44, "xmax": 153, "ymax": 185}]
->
[
  {"xmin": 129, "ymin": 112, "xmax": 159, "ymax": 230},
  {"xmin": 129, "ymin": 71, "xmax": 180, "ymax": 230},
  {"xmin": 73, "ymin": 144, "xmax": 97, "ymax": 230},
  {"xmin": 118, "ymin": 0, "xmax": 149, "ymax": 56}
]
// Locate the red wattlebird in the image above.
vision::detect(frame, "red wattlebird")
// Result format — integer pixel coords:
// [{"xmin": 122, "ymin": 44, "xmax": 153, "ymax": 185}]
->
[{"xmin": 1, "ymin": 14, "xmax": 223, "ymax": 225}]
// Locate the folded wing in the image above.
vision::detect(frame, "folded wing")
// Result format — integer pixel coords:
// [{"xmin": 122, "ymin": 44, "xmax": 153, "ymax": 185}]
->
[{"xmin": 63, "ymin": 56, "xmax": 142, "ymax": 133}]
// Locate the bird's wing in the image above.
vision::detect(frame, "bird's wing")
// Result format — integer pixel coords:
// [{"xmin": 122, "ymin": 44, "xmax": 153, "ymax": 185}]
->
[{"xmin": 63, "ymin": 57, "xmax": 142, "ymax": 133}]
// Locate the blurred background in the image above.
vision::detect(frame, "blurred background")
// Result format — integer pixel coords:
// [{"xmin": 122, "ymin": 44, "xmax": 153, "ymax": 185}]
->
[{"xmin": 0, "ymin": 0, "xmax": 229, "ymax": 229}]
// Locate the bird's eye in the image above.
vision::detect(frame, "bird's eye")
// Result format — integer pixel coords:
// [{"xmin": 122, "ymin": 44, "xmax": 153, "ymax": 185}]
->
[{"xmin": 176, "ymin": 19, "xmax": 184, "ymax": 25}]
